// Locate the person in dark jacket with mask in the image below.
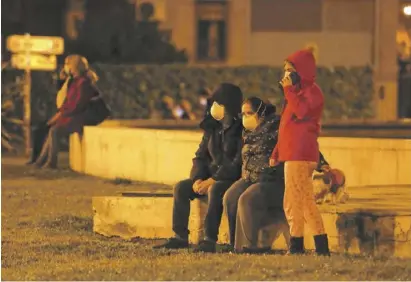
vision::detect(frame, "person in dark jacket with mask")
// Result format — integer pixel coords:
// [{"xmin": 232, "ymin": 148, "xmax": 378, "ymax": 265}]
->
[
  {"xmin": 153, "ymin": 83, "xmax": 244, "ymax": 253},
  {"xmin": 224, "ymin": 97, "xmax": 330, "ymax": 253}
]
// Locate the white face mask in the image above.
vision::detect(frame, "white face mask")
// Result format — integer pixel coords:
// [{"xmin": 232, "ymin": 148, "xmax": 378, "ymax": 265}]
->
[
  {"xmin": 242, "ymin": 115, "xmax": 259, "ymax": 131},
  {"xmin": 210, "ymin": 102, "xmax": 225, "ymax": 121}
]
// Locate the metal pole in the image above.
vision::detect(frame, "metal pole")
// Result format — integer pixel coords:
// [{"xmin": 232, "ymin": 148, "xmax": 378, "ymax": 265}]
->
[{"xmin": 24, "ymin": 33, "xmax": 31, "ymax": 156}]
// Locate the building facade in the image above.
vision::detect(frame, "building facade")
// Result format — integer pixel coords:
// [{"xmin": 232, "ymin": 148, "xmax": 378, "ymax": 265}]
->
[
  {"xmin": 2, "ymin": 0, "xmax": 409, "ymax": 120},
  {"xmin": 133, "ymin": 0, "xmax": 403, "ymax": 120}
]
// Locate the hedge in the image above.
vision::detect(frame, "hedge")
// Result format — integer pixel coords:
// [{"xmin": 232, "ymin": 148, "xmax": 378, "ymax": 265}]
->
[{"xmin": 2, "ymin": 64, "xmax": 374, "ymax": 123}]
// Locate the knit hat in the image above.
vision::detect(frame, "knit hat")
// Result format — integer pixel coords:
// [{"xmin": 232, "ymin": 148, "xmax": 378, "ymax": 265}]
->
[{"xmin": 211, "ymin": 83, "xmax": 243, "ymax": 118}]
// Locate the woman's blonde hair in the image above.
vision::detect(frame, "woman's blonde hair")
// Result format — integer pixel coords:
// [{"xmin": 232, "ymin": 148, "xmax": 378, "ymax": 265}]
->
[{"xmin": 66, "ymin": 54, "xmax": 99, "ymax": 84}]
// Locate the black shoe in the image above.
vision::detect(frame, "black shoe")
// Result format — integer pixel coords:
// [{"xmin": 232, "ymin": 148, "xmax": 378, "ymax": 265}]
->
[
  {"xmin": 287, "ymin": 237, "xmax": 305, "ymax": 255},
  {"xmin": 41, "ymin": 163, "xmax": 58, "ymax": 169},
  {"xmin": 25, "ymin": 160, "xmax": 35, "ymax": 166},
  {"xmin": 193, "ymin": 240, "xmax": 216, "ymax": 253},
  {"xmin": 152, "ymin": 238, "xmax": 189, "ymax": 250},
  {"xmin": 314, "ymin": 234, "xmax": 330, "ymax": 256},
  {"xmin": 219, "ymin": 244, "xmax": 234, "ymax": 253},
  {"xmin": 240, "ymin": 246, "xmax": 271, "ymax": 254}
]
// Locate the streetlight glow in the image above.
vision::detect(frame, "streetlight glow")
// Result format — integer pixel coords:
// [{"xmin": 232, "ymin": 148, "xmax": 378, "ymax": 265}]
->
[{"xmin": 404, "ymin": 5, "xmax": 411, "ymax": 16}]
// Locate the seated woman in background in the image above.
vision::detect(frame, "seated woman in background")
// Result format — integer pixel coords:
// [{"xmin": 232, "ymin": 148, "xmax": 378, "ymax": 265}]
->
[
  {"xmin": 179, "ymin": 99, "xmax": 197, "ymax": 120},
  {"xmin": 33, "ymin": 55, "xmax": 102, "ymax": 169},
  {"xmin": 197, "ymin": 87, "xmax": 213, "ymax": 118},
  {"xmin": 160, "ymin": 95, "xmax": 184, "ymax": 120},
  {"xmin": 223, "ymin": 97, "xmax": 331, "ymax": 253},
  {"xmin": 26, "ymin": 58, "xmax": 73, "ymax": 165},
  {"xmin": 153, "ymin": 83, "xmax": 244, "ymax": 253}
]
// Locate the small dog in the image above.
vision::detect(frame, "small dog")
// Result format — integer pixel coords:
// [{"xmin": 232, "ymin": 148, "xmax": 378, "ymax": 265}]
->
[{"xmin": 313, "ymin": 168, "xmax": 348, "ymax": 205}]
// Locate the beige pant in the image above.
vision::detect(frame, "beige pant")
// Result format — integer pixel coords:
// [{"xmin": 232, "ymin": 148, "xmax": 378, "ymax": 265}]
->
[
  {"xmin": 284, "ymin": 161, "xmax": 325, "ymax": 237},
  {"xmin": 35, "ymin": 126, "xmax": 64, "ymax": 168}
]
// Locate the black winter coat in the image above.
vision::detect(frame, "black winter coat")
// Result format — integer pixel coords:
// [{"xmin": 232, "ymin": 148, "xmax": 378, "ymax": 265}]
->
[
  {"xmin": 242, "ymin": 114, "xmax": 280, "ymax": 183},
  {"xmin": 190, "ymin": 115, "xmax": 243, "ymax": 182}
]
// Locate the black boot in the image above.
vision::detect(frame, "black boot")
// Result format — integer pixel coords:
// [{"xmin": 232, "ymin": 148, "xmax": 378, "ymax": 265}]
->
[
  {"xmin": 192, "ymin": 240, "xmax": 216, "ymax": 253},
  {"xmin": 314, "ymin": 234, "xmax": 330, "ymax": 256},
  {"xmin": 152, "ymin": 238, "xmax": 189, "ymax": 250},
  {"xmin": 287, "ymin": 237, "xmax": 305, "ymax": 255}
]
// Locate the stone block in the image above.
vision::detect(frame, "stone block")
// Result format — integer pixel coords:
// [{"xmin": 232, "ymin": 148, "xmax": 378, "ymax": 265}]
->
[
  {"xmin": 92, "ymin": 194, "xmax": 411, "ymax": 257},
  {"xmin": 74, "ymin": 127, "xmax": 411, "ymax": 187}
]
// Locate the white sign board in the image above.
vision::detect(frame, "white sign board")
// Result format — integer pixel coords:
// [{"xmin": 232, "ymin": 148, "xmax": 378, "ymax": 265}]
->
[
  {"xmin": 7, "ymin": 35, "xmax": 64, "ymax": 55},
  {"xmin": 11, "ymin": 53, "xmax": 57, "ymax": 71}
]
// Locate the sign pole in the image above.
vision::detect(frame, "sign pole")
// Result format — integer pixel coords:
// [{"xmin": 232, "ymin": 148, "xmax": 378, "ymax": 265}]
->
[
  {"xmin": 23, "ymin": 33, "xmax": 32, "ymax": 156},
  {"xmin": 6, "ymin": 33, "xmax": 64, "ymax": 155}
]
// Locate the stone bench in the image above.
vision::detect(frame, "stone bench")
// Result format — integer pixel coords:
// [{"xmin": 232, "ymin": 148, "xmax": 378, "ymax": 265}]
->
[
  {"xmin": 92, "ymin": 192, "xmax": 290, "ymax": 249},
  {"xmin": 92, "ymin": 186, "xmax": 411, "ymax": 257}
]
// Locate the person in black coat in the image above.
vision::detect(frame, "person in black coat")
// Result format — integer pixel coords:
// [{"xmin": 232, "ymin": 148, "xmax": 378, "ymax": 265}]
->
[{"xmin": 153, "ymin": 83, "xmax": 244, "ymax": 253}]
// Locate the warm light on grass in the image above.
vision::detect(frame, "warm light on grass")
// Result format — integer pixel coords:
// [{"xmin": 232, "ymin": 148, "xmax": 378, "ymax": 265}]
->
[{"xmin": 404, "ymin": 5, "xmax": 411, "ymax": 16}]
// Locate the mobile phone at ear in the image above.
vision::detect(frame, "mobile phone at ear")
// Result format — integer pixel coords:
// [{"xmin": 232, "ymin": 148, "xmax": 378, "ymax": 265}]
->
[{"xmin": 289, "ymin": 72, "xmax": 301, "ymax": 85}]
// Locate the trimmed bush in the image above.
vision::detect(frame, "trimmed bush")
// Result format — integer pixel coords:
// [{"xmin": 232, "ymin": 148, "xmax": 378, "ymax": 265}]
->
[{"xmin": 1, "ymin": 64, "xmax": 374, "ymax": 124}]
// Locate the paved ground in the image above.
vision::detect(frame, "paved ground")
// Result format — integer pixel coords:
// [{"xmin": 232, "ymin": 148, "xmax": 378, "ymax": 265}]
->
[{"xmin": 1, "ymin": 155, "xmax": 411, "ymax": 280}]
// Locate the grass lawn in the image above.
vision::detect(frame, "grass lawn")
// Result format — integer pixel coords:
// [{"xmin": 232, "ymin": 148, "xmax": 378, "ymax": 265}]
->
[{"xmin": 1, "ymin": 156, "xmax": 411, "ymax": 281}]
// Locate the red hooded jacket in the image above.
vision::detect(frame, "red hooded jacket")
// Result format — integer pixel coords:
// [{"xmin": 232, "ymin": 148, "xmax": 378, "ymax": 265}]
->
[{"xmin": 270, "ymin": 49, "xmax": 324, "ymax": 163}]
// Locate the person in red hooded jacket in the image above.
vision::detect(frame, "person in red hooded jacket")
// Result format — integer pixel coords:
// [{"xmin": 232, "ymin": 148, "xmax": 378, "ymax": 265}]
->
[{"xmin": 270, "ymin": 49, "xmax": 330, "ymax": 256}]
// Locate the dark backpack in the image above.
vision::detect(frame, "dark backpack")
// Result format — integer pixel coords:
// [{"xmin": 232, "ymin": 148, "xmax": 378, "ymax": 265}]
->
[{"xmin": 85, "ymin": 87, "xmax": 111, "ymax": 126}]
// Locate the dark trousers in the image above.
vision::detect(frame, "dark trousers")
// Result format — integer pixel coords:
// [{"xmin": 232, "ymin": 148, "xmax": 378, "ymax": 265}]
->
[
  {"xmin": 28, "ymin": 122, "xmax": 50, "ymax": 163},
  {"xmin": 172, "ymin": 178, "xmax": 233, "ymax": 242},
  {"xmin": 223, "ymin": 178, "xmax": 287, "ymax": 249}
]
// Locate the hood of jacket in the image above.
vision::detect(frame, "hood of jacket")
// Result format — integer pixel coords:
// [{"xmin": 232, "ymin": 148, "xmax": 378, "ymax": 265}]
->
[{"xmin": 286, "ymin": 49, "xmax": 316, "ymax": 86}]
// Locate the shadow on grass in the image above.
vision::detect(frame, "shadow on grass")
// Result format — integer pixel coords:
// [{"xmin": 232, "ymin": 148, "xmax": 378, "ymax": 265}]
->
[
  {"xmin": 1, "ymin": 164, "xmax": 82, "ymax": 180},
  {"xmin": 39, "ymin": 215, "xmax": 93, "ymax": 233}
]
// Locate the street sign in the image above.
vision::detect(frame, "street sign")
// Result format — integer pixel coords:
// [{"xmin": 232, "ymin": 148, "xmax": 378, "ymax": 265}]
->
[
  {"xmin": 11, "ymin": 53, "xmax": 57, "ymax": 71},
  {"xmin": 6, "ymin": 34, "xmax": 63, "ymax": 156},
  {"xmin": 7, "ymin": 35, "xmax": 64, "ymax": 55}
]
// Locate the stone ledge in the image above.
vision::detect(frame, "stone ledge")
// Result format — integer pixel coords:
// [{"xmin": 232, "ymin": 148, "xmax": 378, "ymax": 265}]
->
[
  {"xmin": 92, "ymin": 195, "xmax": 411, "ymax": 258},
  {"xmin": 71, "ymin": 127, "xmax": 411, "ymax": 187}
]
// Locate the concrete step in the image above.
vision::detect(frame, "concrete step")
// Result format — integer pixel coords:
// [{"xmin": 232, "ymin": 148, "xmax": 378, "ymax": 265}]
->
[{"xmin": 93, "ymin": 185, "xmax": 411, "ymax": 258}]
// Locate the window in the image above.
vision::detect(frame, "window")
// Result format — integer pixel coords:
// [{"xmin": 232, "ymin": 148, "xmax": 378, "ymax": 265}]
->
[
  {"xmin": 195, "ymin": 1, "xmax": 227, "ymax": 61},
  {"xmin": 251, "ymin": 0, "xmax": 322, "ymax": 32}
]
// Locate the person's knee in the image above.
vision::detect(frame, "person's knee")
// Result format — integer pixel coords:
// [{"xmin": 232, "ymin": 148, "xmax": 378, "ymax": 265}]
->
[
  {"xmin": 238, "ymin": 193, "xmax": 252, "ymax": 212},
  {"xmin": 223, "ymin": 188, "xmax": 243, "ymax": 216},
  {"xmin": 208, "ymin": 181, "xmax": 229, "ymax": 201},
  {"xmin": 207, "ymin": 183, "xmax": 220, "ymax": 199},
  {"xmin": 173, "ymin": 180, "xmax": 192, "ymax": 199},
  {"xmin": 222, "ymin": 188, "xmax": 234, "ymax": 209},
  {"xmin": 49, "ymin": 126, "xmax": 63, "ymax": 138}
]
